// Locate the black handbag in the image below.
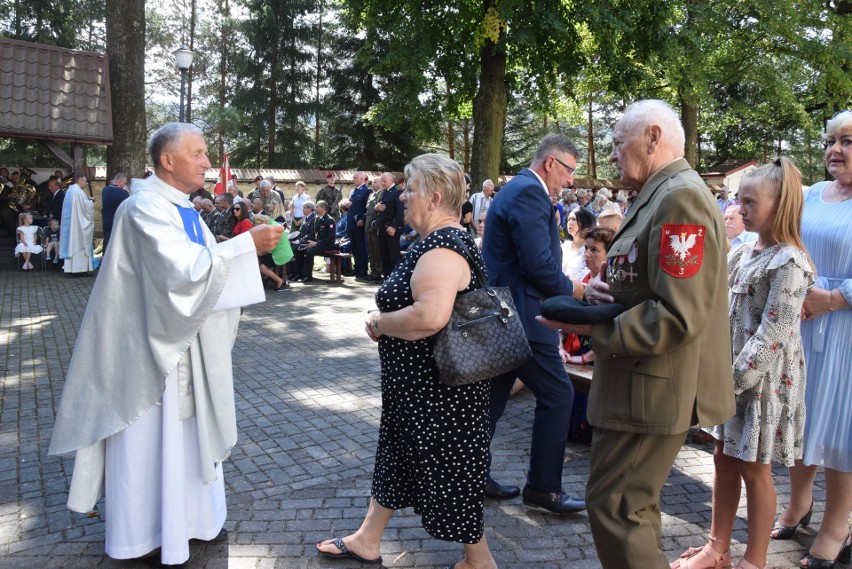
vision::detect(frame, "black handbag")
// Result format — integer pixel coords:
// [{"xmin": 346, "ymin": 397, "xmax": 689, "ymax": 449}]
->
[{"xmin": 433, "ymin": 232, "xmax": 532, "ymax": 386}]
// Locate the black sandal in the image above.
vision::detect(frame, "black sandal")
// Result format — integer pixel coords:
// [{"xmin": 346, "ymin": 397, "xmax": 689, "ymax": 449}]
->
[
  {"xmin": 798, "ymin": 532, "xmax": 852, "ymax": 568},
  {"xmin": 771, "ymin": 500, "xmax": 814, "ymax": 540},
  {"xmin": 316, "ymin": 538, "xmax": 382, "ymax": 564}
]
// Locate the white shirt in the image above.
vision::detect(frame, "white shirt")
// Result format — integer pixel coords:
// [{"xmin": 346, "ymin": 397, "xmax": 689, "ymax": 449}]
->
[
  {"xmin": 469, "ymin": 192, "xmax": 493, "ymax": 217},
  {"xmin": 291, "ymin": 192, "xmax": 310, "ymax": 218}
]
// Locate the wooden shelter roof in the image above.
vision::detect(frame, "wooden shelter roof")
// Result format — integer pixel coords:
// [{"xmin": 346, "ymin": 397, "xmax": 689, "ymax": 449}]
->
[
  {"xmin": 0, "ymin": 37, "xmax": 113, "ymax": 145},
  {"xmin": 700, "ymin": 159, "xmax": 758, "ymax": 178}
]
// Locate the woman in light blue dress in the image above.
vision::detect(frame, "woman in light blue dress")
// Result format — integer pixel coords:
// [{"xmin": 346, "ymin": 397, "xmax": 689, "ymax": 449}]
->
[{"xmin": 771, "ymin": 111, "xmax": 852, "ymax": 569}]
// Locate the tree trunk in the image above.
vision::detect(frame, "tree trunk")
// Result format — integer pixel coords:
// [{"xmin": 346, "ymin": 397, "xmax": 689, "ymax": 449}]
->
[
  {"xmin": 218, "ymin": 0, "xmax": 228, "ymax": 161},
  {"xmin": 463, "ymin": 118, "xmax": 471, "ymax": 172},
  {"xmin": 105, "ymin": 0, "xmax": 147, "ymax": 180},
  {"xmin": 267, "ymin": 39, "xmax": 279, "ymax": 166},
  {"xmin": 186, "ymin": 0, "xmax": 197, "ymax": 123},
  {"xmin": 34, "ymin": 0, "xmax": 45, "ymax": 41},
  {"xmin": 315, "ymin": 0, "xmax": 323, "ymax": 162},
  {"xmin": 828, "ymin": 0, "xmax": 850, "ymax": 180},
  {"xmin": 447, "ymin": 119, "xmax": 455, "ymax": 159},
  {"xmin": 470, "ymin": 37, "xmax": 507, "ymax": 191},
  {"xmin": 680, "ymin": 95, "xmax": 699, "ymax": 169},
  {"xmin": 587, "ymin": 96, "xmax": 596, "ymax": 178}
]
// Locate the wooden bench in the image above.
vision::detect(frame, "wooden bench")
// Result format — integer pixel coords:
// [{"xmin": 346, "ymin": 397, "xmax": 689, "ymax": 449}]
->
[
  {"xmin": 325, "ymin": 251, "xmax": 351, "ymax": 283},
  {"xmin": 564, "ymin": 362, "xmax": 593, "ymax": 394}
]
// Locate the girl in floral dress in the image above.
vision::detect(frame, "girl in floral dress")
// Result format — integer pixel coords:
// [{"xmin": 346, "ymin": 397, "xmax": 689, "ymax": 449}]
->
[{"xmin": 671, "ymin": 157, "xmax": 814, "ymax": 569}]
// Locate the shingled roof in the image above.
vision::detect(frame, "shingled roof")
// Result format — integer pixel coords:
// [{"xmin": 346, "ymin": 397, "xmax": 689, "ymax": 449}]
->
[{"xmin": 0, "ymin": 37, "xmax": 113, "ymax": 145}]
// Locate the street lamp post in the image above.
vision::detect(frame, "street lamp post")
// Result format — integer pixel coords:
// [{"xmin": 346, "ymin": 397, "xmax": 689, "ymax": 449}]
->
[{"xmin": 173, "ymin": 46, "xmax": 195, "ymax": 122}]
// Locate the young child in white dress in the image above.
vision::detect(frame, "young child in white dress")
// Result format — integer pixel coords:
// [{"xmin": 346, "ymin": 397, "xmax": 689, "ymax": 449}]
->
[
  {"xmin": 671, "ymin": 157, "xmax": 814, "ymax": 569},
  {"xmin": 15, "ymin": 212, "xmax": 43, "ymax": 270},
  {"xmin": 43, "ymin": 218, "xmax": 61, "ymax": 263}
]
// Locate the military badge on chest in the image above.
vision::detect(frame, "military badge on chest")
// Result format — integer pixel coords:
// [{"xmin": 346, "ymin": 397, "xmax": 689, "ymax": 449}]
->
[
  {"xmin": 660, "ymin": 224, "xmax": 706, "ymax": 278},
  {"xmin": 608, "ymin": 242, "xmax": 639, "ymax": 283}
]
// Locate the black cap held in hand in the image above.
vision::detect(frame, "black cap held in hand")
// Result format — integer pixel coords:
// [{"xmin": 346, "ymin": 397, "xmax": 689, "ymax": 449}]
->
[{"xmin": 540, "ymin": 296, "xmax": 625, "ymax": 325}]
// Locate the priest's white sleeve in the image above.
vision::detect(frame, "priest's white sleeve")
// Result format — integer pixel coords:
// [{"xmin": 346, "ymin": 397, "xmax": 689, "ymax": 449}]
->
[{"xmin": 213, "ymin": 232, "xmax": 265, "ymax": 312}]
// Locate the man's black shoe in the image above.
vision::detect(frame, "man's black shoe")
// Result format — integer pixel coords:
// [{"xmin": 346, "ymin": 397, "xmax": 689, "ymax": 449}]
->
[
  {"xmin": 484, "ymin": 478, "xmax": 520, "ymax": 500},
  {"xmin": 522, "ymin": 485, "xmax": 586, "ymax": 513}
]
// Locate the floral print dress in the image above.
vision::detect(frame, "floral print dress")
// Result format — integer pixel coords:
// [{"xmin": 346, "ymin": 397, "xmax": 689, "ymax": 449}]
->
[{"xmin": 708, "ymin": 242, "xmax": 813, "ymax": 465}]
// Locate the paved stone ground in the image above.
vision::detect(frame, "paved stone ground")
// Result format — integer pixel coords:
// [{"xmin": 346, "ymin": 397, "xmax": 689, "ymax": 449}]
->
[{"xmin": 0, "ymin": 260, "xmax": 840, "ymax": 569}]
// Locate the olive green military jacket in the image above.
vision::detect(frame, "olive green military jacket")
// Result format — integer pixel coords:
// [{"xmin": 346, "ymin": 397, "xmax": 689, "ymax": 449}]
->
[{"xmin": 589, "ymin": 158, "xmax": 735, "ymax": 435}]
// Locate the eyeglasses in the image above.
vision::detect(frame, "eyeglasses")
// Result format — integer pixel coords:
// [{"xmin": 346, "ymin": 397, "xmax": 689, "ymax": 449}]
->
[{"xmin": 551, "ymin": 156, "xmax": 576, "ymax": 175}]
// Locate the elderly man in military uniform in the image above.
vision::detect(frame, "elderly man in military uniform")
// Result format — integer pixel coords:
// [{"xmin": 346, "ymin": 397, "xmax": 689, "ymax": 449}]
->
[
  {"xmin": 254, "ymin": 179, "xmax": 284, "ymax": 221},
  {"xmin": 539, "ymin": 99, "xmax": 735, "ymax": 569}
]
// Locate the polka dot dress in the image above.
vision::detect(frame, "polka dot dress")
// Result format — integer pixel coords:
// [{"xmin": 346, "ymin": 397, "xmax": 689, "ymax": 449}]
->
[{"xmin": 372, "ymin": 227, "xmax": 489, "ymax": 544}]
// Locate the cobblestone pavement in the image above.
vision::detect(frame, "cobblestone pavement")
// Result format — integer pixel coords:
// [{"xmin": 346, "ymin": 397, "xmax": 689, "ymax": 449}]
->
[{"xmin": 0, "ymin": 264, "xmax": 838, "ymax": 568}]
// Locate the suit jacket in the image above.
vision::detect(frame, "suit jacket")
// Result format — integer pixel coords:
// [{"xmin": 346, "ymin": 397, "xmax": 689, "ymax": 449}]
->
[
  {"xmin": 482, "ymin": 168, "xmax": 572, "ymax": 345},
  {"xmin": 50, "ymin": 190, "xmax": 66, "ymax": 222},
  {"xmin": 313, "ymin": 212, "xmax": 336, "ymax": 251},
  {"xmin": 376, "ymin": 184, "xmax": 404, "ymax": 232},
  {"xmin": 365, "ymin": 188, "xmax": 384, "ymax": 231},
  {"xmin": 297, "ymin": 212, "xmax": 317, "ymax": 245},
  {"xmin": 101, "ymin": 184, "xmax": 129, "ymax": 244},
  {"xmin": 589, "ymin": 158, "xmax": 735, "ymax": 435},
  {"xmin": 347, "ymin": 184, "xmax": 371, "ymax": 229},
  {"xmin": 214, "ymin": 208, "xmax": 236, "ymax": 237}
]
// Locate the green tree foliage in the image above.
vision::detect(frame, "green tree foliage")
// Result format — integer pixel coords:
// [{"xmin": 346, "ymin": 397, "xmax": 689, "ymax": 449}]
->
[
  {"xmin": 1, "ymin": 0, "xmax": 848, "ymax": 179},
  {"xmin": 228, "ymin": 0, "xmax": 317, "ymax": 168},
  {"xmin": 0, "ymin": 0, "xmax": 104, "ymax": 49},
  {"xmin": 321, "ymin": 28, "xmax": 422, "ymax": 170}
]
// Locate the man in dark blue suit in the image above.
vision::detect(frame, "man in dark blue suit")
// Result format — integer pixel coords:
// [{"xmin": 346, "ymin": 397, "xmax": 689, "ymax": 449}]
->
[
  {"xmin": 48, "ymin": 178, "xmax": 65, "ymax": 223},
  {"xmin": 376, "ymin": 172, "xmax": 404, "ymax": 279},
  {"xmin": 101, "ymin": 172, "xmax": 129, "ymax": 252},
  {"xmin": 482, "ymin": 133, "xmax": 586, "ymax": 513},
  {"xmin": 347, "ymin": 171, "xmax": 371, "ymax": 279}
]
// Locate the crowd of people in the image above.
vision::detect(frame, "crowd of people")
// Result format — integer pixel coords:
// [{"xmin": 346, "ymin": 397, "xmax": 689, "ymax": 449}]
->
[{"xmin": 43, "ymin": 105, "xmax": 852, "ymax": 569}]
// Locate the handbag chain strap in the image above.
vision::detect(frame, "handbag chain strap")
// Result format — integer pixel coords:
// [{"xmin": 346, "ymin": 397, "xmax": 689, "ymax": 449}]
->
[
  {"xmin": 445, "ymin": 229, "xmax": 512, "ymax": 326},
  {"xmin": 446, "ymin": 229, "xmax": 490, "ymax": 291}
]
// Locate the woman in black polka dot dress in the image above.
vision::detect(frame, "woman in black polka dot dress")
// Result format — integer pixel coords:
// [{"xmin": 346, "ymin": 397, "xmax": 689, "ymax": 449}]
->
[{"xmin": 318, "ymin": 155, "xmax": 497, "ymax": 569}]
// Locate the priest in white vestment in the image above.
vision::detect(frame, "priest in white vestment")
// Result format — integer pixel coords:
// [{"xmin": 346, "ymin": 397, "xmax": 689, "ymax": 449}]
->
[
  {"xmin": 59, "ymin": 175, "xmax": 94, "ymax": 274},
  {"xmin": 49, "ymin": 123, "xmax": 284, "ymax": 565}
]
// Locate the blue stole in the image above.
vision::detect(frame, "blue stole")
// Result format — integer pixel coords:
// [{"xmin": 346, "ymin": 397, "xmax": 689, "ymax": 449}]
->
[{"xmin": 176, "ymin": 205, "xmax": 205, "ymax": 245}]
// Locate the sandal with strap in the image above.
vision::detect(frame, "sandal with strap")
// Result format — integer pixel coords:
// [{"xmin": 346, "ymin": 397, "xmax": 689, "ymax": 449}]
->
[
  {"xmin": 316, "ymin": 537, "xmax": 382, "ymax": 565},
  {"xmin": 798, "ymin": 532, "xmax": 852, "ymax": 569},
  {"xmin": 771, "ymin": 500, "xmax": 814, "ymax": 540},
  {"xmin": 671, "ymin": 543, "xmax": 732, "ymax": 569}
]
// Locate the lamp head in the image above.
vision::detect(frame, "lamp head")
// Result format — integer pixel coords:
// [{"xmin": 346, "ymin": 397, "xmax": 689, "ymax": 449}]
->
[{"xmin": 173, "ymin": 46, "xmax": 194, "ymax": 71}]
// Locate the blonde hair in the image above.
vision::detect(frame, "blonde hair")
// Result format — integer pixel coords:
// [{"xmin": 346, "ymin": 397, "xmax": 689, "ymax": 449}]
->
[
  {"xmin": 252, "ymin": 214, "xmax": 270, "ymax": 225},
  {"xmin": 18, "ymin": 212, "xmax": 32, "ymax": 225},
  {"xmin": 825, "ymin": 110, "xmax": 852, "ymax": 139},
  {"xmin": 742, "ymin": 157, "xmax": 814, "ymax": 272},
  {"xmin": 403, "ymin": 153, "xmax": 467, "ymax": 214}
]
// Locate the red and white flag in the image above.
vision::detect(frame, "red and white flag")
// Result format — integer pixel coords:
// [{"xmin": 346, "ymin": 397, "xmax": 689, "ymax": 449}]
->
[{"xmin": 213, "ymin": 153, "xmax": 233, "ymax": 195}]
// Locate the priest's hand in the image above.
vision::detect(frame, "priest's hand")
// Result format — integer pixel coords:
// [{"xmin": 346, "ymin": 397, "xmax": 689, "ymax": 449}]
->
[{"xmin": 249, "ymin": 224, "xmax": 284, "ymax": 253}]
